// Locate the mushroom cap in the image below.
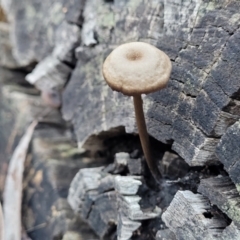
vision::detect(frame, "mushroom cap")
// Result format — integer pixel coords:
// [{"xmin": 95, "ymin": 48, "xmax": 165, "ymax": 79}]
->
[{"xmin": 102, "ymin": 42, "xmax": 172, "ymax": 96}]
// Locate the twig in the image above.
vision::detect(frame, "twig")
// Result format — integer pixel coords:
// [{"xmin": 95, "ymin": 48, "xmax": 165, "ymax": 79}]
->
[{"xmin": 3, "ymin": 120, "xmax": 38, "ymax": 240}]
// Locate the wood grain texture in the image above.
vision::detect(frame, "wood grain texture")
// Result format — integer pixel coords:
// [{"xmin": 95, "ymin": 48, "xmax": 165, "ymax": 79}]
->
[
  {"xmin": 198, "ymin": 176, "xmax": 240, "ymax": 227},
  {"xmin": 2, "ymin": 0, "xmax": 240, "ymax": 239},
  {"xmin": 162, "ymin": 190, "xmax": 229, "ymax": 240},
  {"xmin": 68, "ymin": 152, "xmax": 162, "ymax": 239},
  {"xmin": 62, "ymin": 0, "xmax": 240, "ymax": 167},
  {"xmin": 22, "ymin": 126, "xmax": 100, "ymax": 240}
]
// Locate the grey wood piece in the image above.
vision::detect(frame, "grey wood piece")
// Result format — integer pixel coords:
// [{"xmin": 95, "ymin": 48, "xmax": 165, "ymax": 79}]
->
[
  {"xmin": 162, "ymin": 190, "xmax": 229, "ymax": 240},
  {"xmin": 117, "ymin": 212, "xmax": 141, "ymax": 240},
  {"xmin": 216, "ymin": 121, "xmax": 240, "ymax": 193},
  {"xmin": 68, "ymin": 153, "xmax": 162, "ymax": 240},
  {"xmin": 198, "ymin": 176, "xmax": 240, "ymax": 227},
  {"xmin": 62, "ymin": 0, "xmax": 240, "ymax": 167},
  {"xmin": 25, "ymin": 21, "xmax": 80, "ymax": 96},
  {"xmin": 1, "ymin": 0, "xmax": 84, "ymax": 66},
  {"xmin": 68, "ymin": 167, "xmax": 118, "ymax": 239},
  {"xmin": 156, "ymin": 229, "xmax": 176, "ymax": 240},
  {"xmin": 221, "ymin": 223, "xmax": 240, "ymax": 240}
]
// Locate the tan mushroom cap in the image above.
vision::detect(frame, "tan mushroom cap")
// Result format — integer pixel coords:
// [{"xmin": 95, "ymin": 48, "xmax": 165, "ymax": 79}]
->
[{"xmin": 102, "ymin": 42, "xmax": 172, "ymax": 96}]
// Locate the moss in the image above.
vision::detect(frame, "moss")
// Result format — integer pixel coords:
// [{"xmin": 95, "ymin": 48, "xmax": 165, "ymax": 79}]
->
[
  {"xmin": 223, "ymin": 200, "xmax": 240, "ymax": 224},
  {"xmin": 101, "ymin": 12, "xmax": 115, "ymax": 28},
  {"xmin": 47, "ymin": 27, "xmax": 54, "ymax": 46},
  {"xmin": 25, "ymin": 5, "xmax": 37, "ymax": 19},
  {"xmin": 54, "ymin": 143, "xmax": 83, "ymax": 158},
  {"xmin": 206, "ymin": 2, "xmax": 217, "ymax": 11}
]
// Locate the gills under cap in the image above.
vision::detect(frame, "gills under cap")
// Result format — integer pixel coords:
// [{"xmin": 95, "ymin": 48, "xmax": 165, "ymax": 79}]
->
[{"xmin": 102, "ymin": 42, "xmax": 172, "ymax": 96}]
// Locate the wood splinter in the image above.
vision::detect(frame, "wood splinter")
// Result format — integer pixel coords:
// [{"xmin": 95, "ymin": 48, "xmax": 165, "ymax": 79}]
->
[{"xmin": 102, "ymin": 42, "xmax": 172, "ymax": 183}]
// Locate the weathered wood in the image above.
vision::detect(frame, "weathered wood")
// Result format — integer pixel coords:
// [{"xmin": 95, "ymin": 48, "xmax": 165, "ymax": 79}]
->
[
  {"xmin": 1, "ymin": 0, "xmax": 82, "ymax": 102},
  {"xmin": 161, "ymin": 151, "xmax": 189, "ymax": 179},
  {"xmin": 114, "ymin": 176, "xmax": 142, "ymax": 196},
  {"xmin": 198, "ymin": 176, "xmax": 240, "ymax": 227},
  {"xmin": 221, "ymin": 223, "xmax": 240, "ymax": 240},
  {"xmin": 116, "ymin": 175, "xmax": 162, "ymax": 240},
  {"xmin": 25, "ymin": 21, "xmax": 80, "ymax": 94},
  {"xmin": 68, "ymin": 152, "xmax": 163, "ymax": 240},
  {"xmin": 3, "ymin": 121, "xmax": 37, "ymax": 240},
  {"xmin": 158, "ymin": 221, "xmax": 240, "ymax": 240},
  {"xmin": 22, "ymin": 126, "xmax": 101, "ymax": 239},
  {"xmin": 2, "ymin": 0, "xmax": 240, "ymax": 239},
  {"xmin": 106, "ymin": 152, "xmax": 129, "ymax": 174},
  {"xmin": 115, "ymin": 176, "xmax": 161, "ymax": 221},
  {"xmin": 62, "ymin": 0, "xmax": 240, "ymax": 167},
  {"xmin": 162, "ymin": 190, "xmax": 228, "ymax": 240},
  {"xmin": 156, "ymin": 229, "xmax": 176, "ymax": 240},
  {"xmin": 0, "ymin": 22, "xmax": 19, "ymax": 68},
  {"xmin": 1, "ymin": 0, "xmax": 83, "ymax": 67},
  {"xmin": 216, "ymin": 121, "xmax": 240, "ymax": 192},
  {"xmin": 68, "ymin": 167, "xmax": 117, "ymax": 239}
]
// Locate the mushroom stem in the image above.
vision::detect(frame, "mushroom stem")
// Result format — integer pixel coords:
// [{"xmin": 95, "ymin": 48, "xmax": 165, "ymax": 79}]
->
[{"xmin": 133, "ymin": 95, "xmax": 162, "ymax": 182}]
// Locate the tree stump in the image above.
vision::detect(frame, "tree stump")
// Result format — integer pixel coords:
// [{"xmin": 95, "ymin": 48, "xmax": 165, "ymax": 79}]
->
[{"xmin": 1, "ymin": 0, "xmax": 240, "ymax": 239}]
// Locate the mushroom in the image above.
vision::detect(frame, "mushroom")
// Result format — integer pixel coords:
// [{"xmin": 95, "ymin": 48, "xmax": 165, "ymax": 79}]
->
[{"xmin": 102, "ymin": 42, "xmax": 172, "ymax": 183}]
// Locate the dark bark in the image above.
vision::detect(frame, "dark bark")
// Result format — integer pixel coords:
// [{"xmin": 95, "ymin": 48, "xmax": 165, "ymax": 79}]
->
[{"xmin": 1, "ymin": 0, "xmax": 240, "ymax": 239}]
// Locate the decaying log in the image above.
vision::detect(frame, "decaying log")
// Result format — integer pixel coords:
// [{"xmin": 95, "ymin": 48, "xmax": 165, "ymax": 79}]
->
[
  {"xmin": 1, "ymin": 0, "xmax": 81, "ymax": 96},
  {"xmin": 2, "ymin": 0, "xmax": 240, "ymax": 239},
  {"xmin": 221, "ymin": 223, "xmax": 240, "ymax": 240},
  {"xmin": 62, "ymin": 0, "xmax": 240, "ymax": 168},
  {"xmin": 198, "ymin": 176, "xmax": 240, "ymax": 227},
  {"xmin": 116, "ymin": 175, "xmax": 161, "ymax": 240},
  {"xmin": 117, "ymin": 213, "xmax": 141, "ymax": 240},
  {"xmin": 216, "ymin": 121, "xmax": 240, "ymax": 192},
  {"xmin": 162, "ymin": 190, "xmax": 229, "ymax": 240},
  {"xmin": 68, "ymin": 152, "xmax": 164, "ymax": 240},
  {"xmin": 115, "ymin": 176, "xmax": 161, "ymax": 221},
  {"xmin": 25, "ymin": 21, "xmax": 80, "ymax": 94},
  {"xmin": 68, "ymin": 167, "xmax": 117, "ymax": 239},
  {"xmin": 1, "ymin": 0, "xmax": 83, "ymax": 66},
  {"xmin": 0, "ymin": 66, "xmax": 65, "ymax": 200}
]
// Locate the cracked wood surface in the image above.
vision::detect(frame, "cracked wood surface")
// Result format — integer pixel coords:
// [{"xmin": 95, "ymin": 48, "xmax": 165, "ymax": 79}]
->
[
  {"xmin": 198, "ymin": 176, "xmax": 240, "ymax": 227},
  {"xmin": 216, "ymin": 120, "xmax": 240, "ymax": 192},
  {"xmin": 2, "ymin": 0, "xmax": 240, "ymax": 239},
  {"xmin": 68, "ymin": 152, "xmax": 164, "ymax": 240},
  {"xmin": 162, "ymin": 190, "xmax": 229, "ymax": 240},
  {"xmin": 4, "ymin": 0, "xmax": 240, "ymax": 167},
  {"xmin": 62, "ymin": 0, "xmax": 240, "ymax": 167}
]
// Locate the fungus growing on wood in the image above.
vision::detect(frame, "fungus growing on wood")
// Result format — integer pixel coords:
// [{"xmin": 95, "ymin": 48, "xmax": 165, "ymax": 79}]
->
[{"xmin": 102, "ymin": 42, "xmax": 172, "ymax": 182}]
